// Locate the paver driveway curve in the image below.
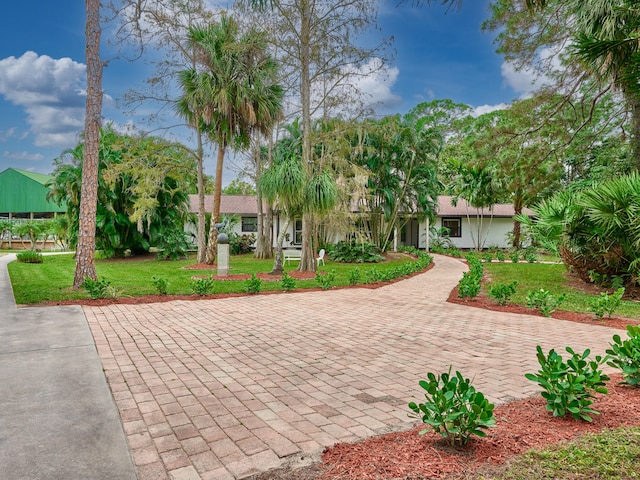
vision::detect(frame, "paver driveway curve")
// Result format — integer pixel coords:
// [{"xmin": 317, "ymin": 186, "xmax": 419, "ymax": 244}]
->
[{"xmin": 84, "ymin": 254, "xmax": 622, "ymax": 480}]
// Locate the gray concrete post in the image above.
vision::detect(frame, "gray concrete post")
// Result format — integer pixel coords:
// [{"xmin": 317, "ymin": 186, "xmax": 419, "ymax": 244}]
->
[{"xmin": 217, "ymin": 243, "xmax": 229, "ymax": 277}]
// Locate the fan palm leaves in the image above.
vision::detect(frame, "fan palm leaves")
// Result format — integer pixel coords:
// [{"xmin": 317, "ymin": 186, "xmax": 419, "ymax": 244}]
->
[
  {"xmin": 176, "ymin": 14, "xmax": 283, "ymax": 264},
  {"xmin": 525, "ymin": 172, "xmax": 640, "ymax": 285}
]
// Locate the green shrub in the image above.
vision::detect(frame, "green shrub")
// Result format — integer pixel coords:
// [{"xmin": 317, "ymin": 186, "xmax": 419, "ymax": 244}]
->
[
  {"xmin": 151, "ymin": 276, "xmax": 169, "ymax": 295},
  {"xmin": 611, "ymin": 275, "xmax": 625, "ymax": 290},
  {"xmin": 606, "ymin": 325, "xmax": 640, "ymax": 387},
  {"xmin": 525, "ymin": 345, "xmax": 609, "ymax": 421},
  {"xmin": 348, "ymin": 267, "xmax": 361, "ymax": 286},
  {"xmin": 458, "ymin": 271, "xmax": 481, "ymax": 299},
  {"xmin": 316, "ymin": 270, "xmax": 336, "ymax": 290},
  {"xmin": 191, "ymin": 277, "xmax": 214, "ymax": 296},
  {"xmin": 328, "ymin": 239, "xmax": 384, "ymax": 263},
  {"xmin": 496, "ymin": 251, "xmax": 506, "ymax": 262},
  {"xmin": 281, "ymin": 272, "xmax": 296, "ymax": 292},
  {"xmin": 488, "ymin": 281, "xmax": 518, "ymax": 306},
  {"xmin": 526, "ymin": 288, "xmax": 566, "ymax": 317},
  {"xmin": 365, "ymin": 267, "xmax": 385, "ymax": 284},
  {"xmin": 156, "ymin": 227, "xmax": 191, "ymax": 260},
  {"xmin": 408, "ymin": 368, "xmax": 495, "ymax": 447},
  {"xmin": 525, "ymin": 251, "xmax": 537, "ymax": 263},
  {"xmin": 590, "ymin": 288, "xmax": 625, "ymax": 319},
  {"xmin": 458, "ymin": 254, "xmax": 483, "ymax": 300},
  {"xmin": 482, "ymin": 252, "xmax": 493, "ymax": 263},
  {"xmin": 510, "ymin": 251, "xmax": 520, "ymax": 263},
  {"xmin": 230, "ymin": 233, "xmax": 256, "ymax": 255},
  {"xmin": 244, "ymin": 274, "xmax": 262, "ymax": 294},
  {"xmin": 16, "ymin": 251, "xmax": 43, "ymax": 263},
  {"xmin": 83, "ymin": 277, "xmax": 112, "ymax": 299},
  {"xmin": 430, "ymin": 243, "xmax": 463, "ymax": 258}
]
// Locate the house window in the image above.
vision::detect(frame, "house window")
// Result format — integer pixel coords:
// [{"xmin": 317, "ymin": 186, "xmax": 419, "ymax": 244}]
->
[
  {"xmin": 294, "ymin": 218, "xmax": 303, "ymax": 245},
  {"xmin": 241, "ymin": 216, "xmax": 257, "ymax": 232},
  {"xmin": 441, "ymin": 217, "xmax": 462, "ymax": 237}
]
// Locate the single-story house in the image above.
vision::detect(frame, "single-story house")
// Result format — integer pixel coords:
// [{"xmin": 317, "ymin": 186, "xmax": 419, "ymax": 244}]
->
[
  {"xmin": 186, "ymin": 195, "xmax": 263, "ymax": 240},
  {"xmin": 414, "ymin": 196, "xmax": 535, "ymax": 250},
  {"xmin": 188, "ymin": 194, "xmax": 532, "ymax": 250}
]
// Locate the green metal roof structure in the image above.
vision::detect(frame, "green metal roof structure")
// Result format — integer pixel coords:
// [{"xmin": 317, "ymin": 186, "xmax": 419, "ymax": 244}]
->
[{"xmin": 0, "ymin": 168, "xmax": 65, "ymax": 215}]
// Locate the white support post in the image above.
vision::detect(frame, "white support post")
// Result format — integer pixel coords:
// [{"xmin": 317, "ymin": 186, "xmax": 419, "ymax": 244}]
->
[
  {"xmin": 393, "ymin": 226, "xmax": 398, "ymax": 252},
  {"xmin": 426, "ymin": 217, "xmax": 430, "ymax": 252}
]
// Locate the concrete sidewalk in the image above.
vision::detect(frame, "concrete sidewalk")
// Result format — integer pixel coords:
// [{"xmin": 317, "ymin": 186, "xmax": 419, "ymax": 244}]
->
[{"xmin": 0, "ymin": 254, "xmax": 137, "ymax": 480}]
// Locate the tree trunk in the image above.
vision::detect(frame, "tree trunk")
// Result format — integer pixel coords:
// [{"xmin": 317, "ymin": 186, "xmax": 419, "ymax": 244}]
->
[
  {"xmin": 299, "ymin": 0, "xmax": 314, "ymax": 271},
  {"xmin": 196, "ymin": 123, "xmax": 207, "ymax": 264},
  {"xmin": 512, "ymin": 202, "xmax": 523, "ymax": 249},
  {"xmin": 254, "ymin": 146, "xmax": 273, "ymax": 259},
  {"xmin": 74, "ymin": 0, "xmax": 102, "ymax": 288},
  {"xmin": 270, "ymin": 217, "xmax": 289, "ymax": 275},
  {"xmin": 255, "ymin": 200, "xmax": 274, "ymax": 259},
  {"xmin": 204, "ymin": 144, "xmax": 225, "ymax": 264},
  {"xmin": 625, "ymin": 89, "xmax": 640, "ymax": 171},
  {"xmin": 299, "ymin": 213, "xmax": 316, "ymax": 272}
]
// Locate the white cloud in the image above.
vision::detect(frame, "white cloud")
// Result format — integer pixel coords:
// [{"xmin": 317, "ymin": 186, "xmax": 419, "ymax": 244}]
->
[
  {"xmin": 0, "ymin": 51, "xmax": 86, "ymax": 148},
  {"xmin": 472, "ymin": 103, "xmax": 509, "ymax": 117},
  {"xmin": 3, "ymin": 150, "xmax": 44, "ymax": 162},
  {"xmin": 346, "ymin": 58, "xmax": 402, "ymax": 110},
  {"xmin": 501, "ymin": 61, "xmax": 542, "ymax": 98},
  {"xmin": 0, "ymin": 127, "xmax": 16, "ymax": 142},
  {"xmin": 303, "ymin": 57, "xmax": 402, "ymax": 119},
  {"xmin": 501, "ymin": 45, "xmax": 564, "ymax": 98}
]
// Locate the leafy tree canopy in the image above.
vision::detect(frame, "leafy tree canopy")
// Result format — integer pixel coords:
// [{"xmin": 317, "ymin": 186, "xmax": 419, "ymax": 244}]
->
[
  {"xmin": 222, "ymin": 179, "xmax": 256, "ymax": 195},
  {"xmin": 48, "ymin": 126, "xmax": 196, "ymax": 258}
]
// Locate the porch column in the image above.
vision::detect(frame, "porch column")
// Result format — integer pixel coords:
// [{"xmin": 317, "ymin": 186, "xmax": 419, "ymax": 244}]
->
[
  {"xmin": 393, "ymin": 226, "xmax": 398, "ymax": 252},
  {"xmin": 426, "ymin": 217, "xmax": 430, "ymax": 252}
]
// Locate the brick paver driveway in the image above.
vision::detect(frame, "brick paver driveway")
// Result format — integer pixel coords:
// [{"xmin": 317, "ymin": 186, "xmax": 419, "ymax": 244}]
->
[{"xmin": 84, "ymin": 254, "xmax": 621, "ymax": 480}]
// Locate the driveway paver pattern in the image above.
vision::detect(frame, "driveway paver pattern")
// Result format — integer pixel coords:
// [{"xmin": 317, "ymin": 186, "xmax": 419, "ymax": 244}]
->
[{"xmin": 84, "ymin": 254, "xmax": 622, "ymax": 480}]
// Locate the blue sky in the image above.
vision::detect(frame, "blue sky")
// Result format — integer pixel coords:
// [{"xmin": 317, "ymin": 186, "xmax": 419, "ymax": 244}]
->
[{"xmin": 0, "ymin": 1, "xmax": 533, "ymax": 178}]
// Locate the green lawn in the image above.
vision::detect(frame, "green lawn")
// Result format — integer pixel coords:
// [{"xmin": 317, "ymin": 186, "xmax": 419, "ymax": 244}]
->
[
  {"xmin": 7, "ymin": 253, "xmax": 419, "ymax": 304},
  {"xmin": 484, "ymin": 261, "xmax": 640, "ymax": 319},
  {"xmin": 489, "ymin": 427, "xmax": 640, "ymax": 480}
]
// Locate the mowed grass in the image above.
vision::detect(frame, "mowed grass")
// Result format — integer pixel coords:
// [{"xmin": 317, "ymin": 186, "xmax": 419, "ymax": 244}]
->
[
  {"xmin": 484, "ymin": 261, "xmax": 640, "ymax": 319},
  {"xmin": 488, "ymin": 427, "xmax": 640, "ymax": 480},
  {"xmin": 7, "ymin": 252, "xmax": 417, "ymax": 304}
]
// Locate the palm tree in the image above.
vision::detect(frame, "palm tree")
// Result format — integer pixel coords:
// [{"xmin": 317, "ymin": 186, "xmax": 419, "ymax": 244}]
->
[
  {"xmin": 523, "ymin": 172, "xmax": 640, "ymax": 285},
  {"xmin": 355, "ymin": 115, "xmax": 441, "ymax": 251},
  {"xmin": 260, "ymin": 150, "xmax": 306, "ymax": 274},
  {"xmin": 261, "ymin": 120, "xmax": 338, "ymax": 273},
  {"xmin": 176, "ymin": 68, "xmax": 209, "ymax": 264},
  {"xmin": 179, "ymin": 15, "xmax": 283, "ymax": 264},
  {"xmin": 571, "ymin": 0, "xmax": 640, "ymax": 168}
]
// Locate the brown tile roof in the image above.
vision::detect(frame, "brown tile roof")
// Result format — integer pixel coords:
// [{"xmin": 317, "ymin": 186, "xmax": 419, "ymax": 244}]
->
[
  {"xmin": 436, "ymin": 196, "xmax": 534, "ymax": 217},
  {"xmin": 189, "ymin": 194, "xmax": 532, "ymax": 218},
  {"xmin": 188, "ymin": 195, "xmax": 259, "ymax": 215}
]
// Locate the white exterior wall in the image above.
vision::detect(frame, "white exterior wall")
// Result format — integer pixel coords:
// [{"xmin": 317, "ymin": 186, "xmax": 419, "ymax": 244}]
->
[
  {"xmin": 416, "ymin": 217, "xmax": 515, "ymax": 250},
  {"xmin": 440, "ymin": 216, "xmax": 513, "ymax": 249},
  {"xmin": 273, "ymin": 215, "xmax": 298, "ymax": 248},
  {"xmin": 186, "ymin": 214, "xmax": 516, "ymax": 251},
  {"xmin": 184, "ymin": 218, "xmax": 259, "ymax": 245}
]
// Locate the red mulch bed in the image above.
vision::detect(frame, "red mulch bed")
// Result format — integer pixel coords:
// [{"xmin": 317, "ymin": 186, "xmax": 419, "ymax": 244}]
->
[
  {"xmin": 308, "ymin": 375, "xmax": 640, "ymax": 480},
  {"xmin": 254, "ymin": 374, "xmax": 640, "ymax": 480},
  {"xmin": 447, "ymin": 286, "xmax": 638, "ymax": 331}
]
